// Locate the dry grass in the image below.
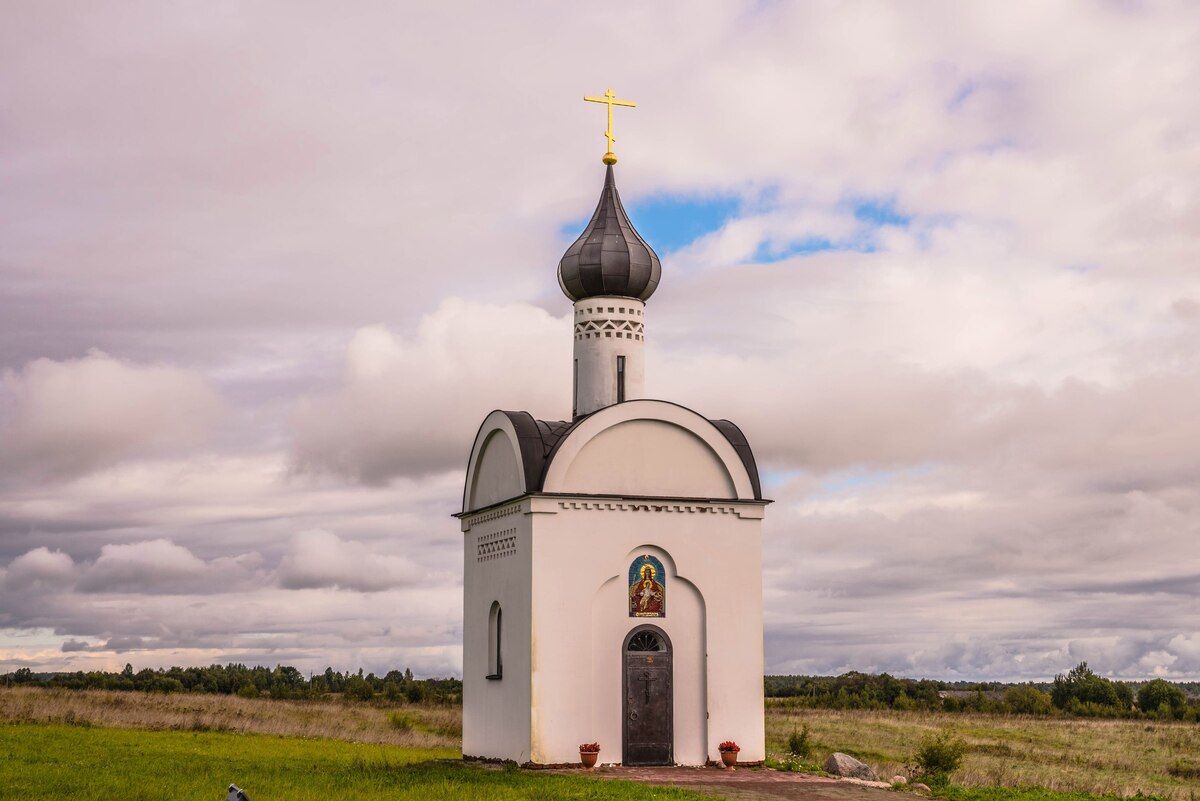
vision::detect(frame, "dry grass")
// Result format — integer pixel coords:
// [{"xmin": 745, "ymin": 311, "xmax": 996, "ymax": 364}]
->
[
  {"xmin": 766, "ymin": 703, "xmax": 1200, "ymax": 800},
  {"xmin": 0, "ymin": 687, "xmax": 460, "ymax": 750},
  {"xmin": 6, "ymin": 688, "xmax": 1198, "ymax": 801}
]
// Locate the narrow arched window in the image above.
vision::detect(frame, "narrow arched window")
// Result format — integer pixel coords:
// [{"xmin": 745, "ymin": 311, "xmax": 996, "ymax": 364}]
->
[
  {"xmin": 486, "ymin": 601, "xmax": 502, "ymax": 680},
  {"xmin": 616, "ymin": 355, "xmax": 626, "ymax": 403}
]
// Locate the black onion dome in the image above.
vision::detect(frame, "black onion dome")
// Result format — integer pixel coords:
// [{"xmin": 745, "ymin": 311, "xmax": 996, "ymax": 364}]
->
[{"xmin": 558, "ymin": 165, "xmax": 662, "ymax": 302}]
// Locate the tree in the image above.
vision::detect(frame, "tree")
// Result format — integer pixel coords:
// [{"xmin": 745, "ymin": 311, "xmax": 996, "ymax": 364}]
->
[
  {"xmin": 344, "ymin": 674, "xmax": 374, "ymax": 701},
  {"xmin": 1137, "ymin": 679, "xmax": 1186, "ymax": 718},
  {"xmin": 1051, "ymin": 662, "xmax": 1125, "ymax": 710},
  {"xmin": 1004, "ymin": 685, "xmax": 1053, "ymax": 715}
]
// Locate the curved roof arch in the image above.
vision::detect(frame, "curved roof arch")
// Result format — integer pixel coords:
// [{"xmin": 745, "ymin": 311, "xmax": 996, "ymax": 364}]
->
[
  {"xmin": 461, "ymin": 401, "xmax": 763, "ymax": 514},
  {"xmin": 540, "ymin": 400, "xmax": 757, "ymax": 500}
]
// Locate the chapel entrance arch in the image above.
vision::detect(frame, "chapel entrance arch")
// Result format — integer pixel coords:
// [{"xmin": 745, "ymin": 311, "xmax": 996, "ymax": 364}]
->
[{"xmin": 622, "ymin": 624, "xmax": 673, "ymax": 766}]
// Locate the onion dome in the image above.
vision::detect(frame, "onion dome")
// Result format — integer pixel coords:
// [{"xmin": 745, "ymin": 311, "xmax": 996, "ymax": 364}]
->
[{"xmin": 558, "ymin": 166, "xmax": 661, "ymax": 302}]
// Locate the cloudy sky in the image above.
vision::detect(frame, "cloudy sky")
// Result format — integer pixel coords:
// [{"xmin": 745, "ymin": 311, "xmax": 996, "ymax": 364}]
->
[{"xmin": 2, "ymin": 1, "xmax": 1198, "ymax": 681}]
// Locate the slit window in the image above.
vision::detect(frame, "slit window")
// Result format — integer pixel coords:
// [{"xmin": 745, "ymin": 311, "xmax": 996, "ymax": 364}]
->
[
  {"xmin": 617, "ymin": 355, "xmax": 626, "ymax": 403},
  {"xmin": 487, "ymin": 601, "xmax": 502, "ymax": 680}
]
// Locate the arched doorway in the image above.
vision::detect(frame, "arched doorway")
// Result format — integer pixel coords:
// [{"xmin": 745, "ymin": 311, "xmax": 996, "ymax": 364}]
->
[{"xmin": 622, "ymin": 625, "xmax": 673, "ymax": 765}]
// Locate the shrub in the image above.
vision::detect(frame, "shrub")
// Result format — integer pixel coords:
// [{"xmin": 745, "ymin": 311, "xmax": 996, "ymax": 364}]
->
[
  {"xmin": 1137, "ymin": 679, "xmax": 1186, "ymax": 718},
  {"xmin": 388, "ymin": 711, "xmax": 420, "ymax": 732},
  {"xmin": 151, "ymin": 677, "xmax": 184, "ymax": 694},
  {"xmin": 787, "ymin": 725, "xmax": 812, "ymax": 758},
  {"xmin": 236, "ymin": 682, "xmax": 259, "ymax": 698},
  {"xmin": 579, "ymin": 742, "xmax": 601, "ymax": 753},
  {"xmin": 912, "ymin": 730, "xmax": 965, "ymax": 780},
  {"xmin": 343, "ymin": 676, "xmax": 374, "ymax": 702},
  {"xmin": 1004, "ymin": 685, "xmax": 1053, "ymax": 715}
]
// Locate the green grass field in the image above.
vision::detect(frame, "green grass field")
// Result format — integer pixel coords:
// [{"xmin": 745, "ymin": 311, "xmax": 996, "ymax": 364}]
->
[
  {"xmin": 0, "ymin": 723, "xmax": 711, "ymax": 801},
  {"xmin": 3, "ymin": 688, "xmax": 1199, "ymax": 801}
]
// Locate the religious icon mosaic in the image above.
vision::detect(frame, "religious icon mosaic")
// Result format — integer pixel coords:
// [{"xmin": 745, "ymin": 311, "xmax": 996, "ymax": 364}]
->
[{"xmin": 628, "ymin": 554, "xmax": 666, "ymax": 617}]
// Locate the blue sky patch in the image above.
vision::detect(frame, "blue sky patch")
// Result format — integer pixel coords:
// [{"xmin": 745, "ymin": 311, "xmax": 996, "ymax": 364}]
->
[
  {"xmin": 630, "ymin": 194, "xmax": 741, "ymax": 252},
  {"xmin": 560, "ymin": 194, "xmax": 741, "ymax": 253},
  {"xmin": 560, "ymin": 192, "xmax": 913, "ymax": 263},
  {"xmin": 852, "ymin": 198, "xmax": 911, "ymax": 227},
  {"xmin": 744, "ymin": 197, "xmax": 911, "ymax": 262},
  {"xmin": 753, "ymin": 236, "xmax": 846, "ymax": 262}
]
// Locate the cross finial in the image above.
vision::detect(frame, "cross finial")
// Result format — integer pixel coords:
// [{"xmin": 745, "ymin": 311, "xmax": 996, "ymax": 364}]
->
[{"xmin": 583, "ymin": 88, "xmax": 637, "ymax": 165}]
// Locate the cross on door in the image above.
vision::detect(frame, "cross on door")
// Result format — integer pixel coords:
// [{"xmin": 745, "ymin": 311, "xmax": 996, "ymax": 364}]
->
[{"xmin": 638, "ymin": 671, "xmax": 656, "ymax": 703}]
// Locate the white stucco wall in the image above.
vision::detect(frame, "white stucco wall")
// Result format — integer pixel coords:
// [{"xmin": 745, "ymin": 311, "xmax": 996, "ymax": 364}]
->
[
  {"xmin": 573, "ymin": 297, "xmax": 645, "ymax": 416},
  {"xmin": 461, "ymin": 500, "xmax": 533, "ymax": 762},
  {"xmin": 460, "ymin": 402, "xmax": 767, "ymax": 766},
  {"xmin": 529, "ymin": 497, "xmax": 765, "ymax": 765},
  {"xmin": 589, "ymin": 546, "xmax": 708, "ymax": 765}
]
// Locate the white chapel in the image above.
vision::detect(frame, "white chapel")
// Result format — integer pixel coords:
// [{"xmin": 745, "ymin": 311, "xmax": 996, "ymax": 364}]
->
[{"xmin": 457, "ymin": 97, "xmax": 768, "ymax": 767}]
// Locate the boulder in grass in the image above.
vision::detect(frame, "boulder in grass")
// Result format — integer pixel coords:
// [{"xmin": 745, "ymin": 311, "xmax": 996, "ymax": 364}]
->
[
  {"xmin": 824, "ymin": 752, "xmax": 878, "ymax": 780},
  {"xmin": 910, "ymin": 782, "xmax": 932, "ymax": 795},
  {"xmin": 892, "ymin": 775, "xmax": 908, "ymax": 785}
]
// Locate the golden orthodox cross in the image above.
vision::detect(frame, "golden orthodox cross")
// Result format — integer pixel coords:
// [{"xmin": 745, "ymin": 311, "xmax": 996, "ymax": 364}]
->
[{"xmin": 584, "ymin": 88, "xmax": 636, "ymax": 165}]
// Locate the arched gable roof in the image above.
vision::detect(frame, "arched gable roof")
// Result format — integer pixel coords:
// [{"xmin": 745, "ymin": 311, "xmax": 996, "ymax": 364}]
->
[
  {"xmin": 540, "ymin": 400, "xmax": 757, "ymax": 500},
  {"xmin": 461, "ymin": 410, "xmax": 570, "ymax": 513},
  {"xmin": 461, "ymin": 401, "xmax": 763, "ymax": 514},
  {"xmin": 708, "ymin": 419, "xmax": 763, "ymax": 501}
]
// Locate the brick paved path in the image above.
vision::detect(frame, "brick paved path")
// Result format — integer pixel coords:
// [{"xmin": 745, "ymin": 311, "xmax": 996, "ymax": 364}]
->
[{"xmin": 553, "ymin": 766, "xmax": 900, "ymax": 801}]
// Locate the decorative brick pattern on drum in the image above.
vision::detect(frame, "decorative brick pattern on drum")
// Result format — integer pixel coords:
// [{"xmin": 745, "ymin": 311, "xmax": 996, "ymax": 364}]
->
[{"xmin": 476, "ymin": 528, "xmax": 517, "ymax": 562}]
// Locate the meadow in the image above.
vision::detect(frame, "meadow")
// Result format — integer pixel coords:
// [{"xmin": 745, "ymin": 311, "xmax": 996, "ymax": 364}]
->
[
  {"xmin": 766, "ymin": 701, "xmax": 1200, "ymax": 801},
  {"xmin": 0, "ymin": 685, "xmax": 462, "ymax": 749},
  {"xmin": 2, "ymin": 687, "xmax": 1198, "ymax": 801},
  {"xmin": 0, "ymin": 723, "xmax": 708, "ymax": 801}
]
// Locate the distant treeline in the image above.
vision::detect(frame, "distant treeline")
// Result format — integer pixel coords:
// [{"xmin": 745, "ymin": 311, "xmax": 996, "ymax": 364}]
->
[
  {"xmin": 0, "ymin": 663, "xmax": 461, "ymax": 704},
  {"xmin": 4, "ymin": 661, "xmax": 1197, "ymax": 721},
  {"xmin": 766, "ymin": 663, "xmax": 1200, "ymax": 721}
]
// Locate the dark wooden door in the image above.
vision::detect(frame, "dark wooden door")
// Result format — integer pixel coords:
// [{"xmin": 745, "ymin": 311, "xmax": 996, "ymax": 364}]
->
[{"xmin": 622, "ymin": 628, "xmax": 672, "ymax": 766}]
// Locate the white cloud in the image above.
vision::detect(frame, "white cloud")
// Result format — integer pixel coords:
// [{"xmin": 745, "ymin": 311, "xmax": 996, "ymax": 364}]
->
[
  {"xmin": 0, "ymin": 351, "xmax": 222, "ymax": 482},
  {"xmin": 291, "ymin": 299, "xmax": 570, "ymax": 483},
  {"xmin": 1, "ymin": 1, "xmax": 1198, "ymax": 679},
  {"xmin": 277, "ymin": 529, "xmax": 425, "ymax": 592},
  {"xmin": 76, "ymin": 539, "xmax": 205, "ymax": 593},
  {"xmin": 1, "ymin": 547, "xmax": 76, "ymax": 591}
]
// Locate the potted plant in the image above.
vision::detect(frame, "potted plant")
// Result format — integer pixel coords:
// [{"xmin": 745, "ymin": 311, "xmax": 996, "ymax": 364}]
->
[
  {"xmin": 579, "ymin": 742, "xmax": 601, "ymax": 769},
  {"xmin": 718, "ymin": 740, "xmax": 740, "ymax": 768}
]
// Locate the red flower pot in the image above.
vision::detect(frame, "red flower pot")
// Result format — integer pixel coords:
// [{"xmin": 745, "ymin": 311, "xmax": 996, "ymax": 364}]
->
[
  {"xmin": 580, "ymin": 750, "xmax": 598, "ymax": 768},
  {"xmin": 720, "ymin": 750, "xmax": 738, "ymax": 768}
]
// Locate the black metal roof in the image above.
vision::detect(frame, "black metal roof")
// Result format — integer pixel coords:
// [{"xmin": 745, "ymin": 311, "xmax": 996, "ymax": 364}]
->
[
  {"xmin": 493, "ymin": 405, "xmax": 762, "ymax": 501},
  {"xmin": 558, "ymin": 165, "xmax": 662, "ymax": 302}
]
